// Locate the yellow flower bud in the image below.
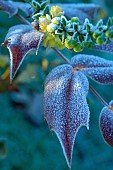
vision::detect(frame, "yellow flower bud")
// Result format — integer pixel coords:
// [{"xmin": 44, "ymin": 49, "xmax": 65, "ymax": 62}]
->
[
  {"xmin": 39, "ymin": 15, "xmax": 51, "ymax": 32},
  {"xmin": 50, "ymin": 6, "xmax": 64, "ymax": 18},
  {"xmin": 47, "ymin": 23, "xmax": 57, "ymax": 32},
  {"xmin": 51, "ymin": 17, "xmax": 61, "ymax": 25}
]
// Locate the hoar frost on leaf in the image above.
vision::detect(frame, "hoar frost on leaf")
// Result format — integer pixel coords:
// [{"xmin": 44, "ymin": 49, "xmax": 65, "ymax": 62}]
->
[
  {"xmin": 95, "ymin": 41, "xmax": 113, "ymax": 54},
  {"xmin": 0, "ymin": 0, "xmax": 17, "ymax": 17},
  {"xmin": 44, "ymin": 64, "xmax": 90, "ymax": 168},
  {"xmin": 0, "ymin": 0, "xmax": 34, "ymax": 17},
  {"xmin": 100, "ymin": 100, "xmax": 113, "ymax": 147},
  {"xmin": 2, "ymin": 24, "xmax": 43, "ymax": 80},
  {"xmin": 71, "ymin": 54, "xmax": 113, "ymax": 84}
]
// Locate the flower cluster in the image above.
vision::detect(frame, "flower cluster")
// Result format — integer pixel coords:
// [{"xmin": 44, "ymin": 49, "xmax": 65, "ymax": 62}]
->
[
  {"xmin": 31, "ymin": 0, "xmax": 113, "ymax": 52},
  {"xmin": 38, "ymin": 6, "xmax": 65, "ymax": 49}
]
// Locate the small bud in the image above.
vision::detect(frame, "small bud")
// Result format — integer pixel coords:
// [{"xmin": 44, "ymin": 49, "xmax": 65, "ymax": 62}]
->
[
  {"xmin": 65, "ymin": 38, "xmax": 77, "ymax": 49},
  {"xmin": 82, "ymin": 41, "xmax": 94, "ymax": 48},
  {"xmin": 71, "ymin": 17, "xmax": 79, "ymax": 23},
  {"xmin": 50, "ymin": 6, "xmax": 64, "ymax": 18},
  {"xmin": 93, "ymin": 31, "xmax": 100, "ymax": 39},
  {"xmin": 105, "ymin": 30, "xmax": 113, "ymax": 38},
  {"xmin": 65, "ymin": 38, "xmax": 73, "ymax": 49},
  {"xmin": 96, "ymin": 35, "xmax": 106, "ymax": 45},
  {"xmin": 39, "ymin": 15, "xmax": 51, "ymax": 32},
  {"xmin": 73, "ymin": 43, "xmax": 83, "ymax": 52},
  {"xmin": 47, "ymin": 23, "xmax": 57, "ymax": 32},
  {"xmin": 51, "ymin": 17, "xmax": 61, "ymax": 25}
]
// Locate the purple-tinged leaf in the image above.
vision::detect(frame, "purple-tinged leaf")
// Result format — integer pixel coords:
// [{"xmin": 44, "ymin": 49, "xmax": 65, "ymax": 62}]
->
[
  {"xmin": 83, "ymin": 68, "xmax": 113, "ymax": 84},
  {"xmin": 44, "ymin": 64, "xmax": 90, "ymax": 168},
  {"xmin": 99, "ymin": 100, "xmax": 113, "ymax": 147},
  {"xmin": 0, "ymin": 0, "xmax": 18, "ymax": 17},
  {"xmin": 71, "ymin": 54, "xmax": 113, "ymax": 84},
  {"xmin": 2, "ymin": 25, "xmax": 43, "ymax": 80},
  {"xmin": 94, "ymin": 41, "xmax": 113, "ymax": 54}
]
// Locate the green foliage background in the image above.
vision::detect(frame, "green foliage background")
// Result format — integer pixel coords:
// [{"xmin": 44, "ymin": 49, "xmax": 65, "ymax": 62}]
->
[{"xmin": 0, "ymin": 0, "xmax": 113, "ymax": 170}]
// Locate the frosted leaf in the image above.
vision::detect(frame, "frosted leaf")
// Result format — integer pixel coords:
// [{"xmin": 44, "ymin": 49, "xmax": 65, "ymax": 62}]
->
[
  {"xmin": 0, "ymin": 0, "xmax": 18, "ymax": 17},
  {"xmin": 0, "ymin": 0, "xmax": 34, "ymax": 17},
  {"xmin": 71, "ymin": 54, "xmax": 113, "ymax": 84},
  {"xmin": 44, "ymin": 64, "xmax": 90, "ymax": 168},
  {"xmin": 95, "ymin": 41, "xmax": 113, "ymax": 54},
  {"xmin": 50, "ymin": 3, "xmax": 99, "ymax": 22},
  {"xmin": 14, "ymin": 2, "xmax": 34, "ymax": 16},
  {"xmin": 2, "ymin": 25, "xmax": 44, "ymax": 80},
  {"xmin": 99, "ymin": 100, "xmax": 113, "ymax": 147},
  {"xmin": 83, "ymin": 68, "xmax": 113, "ymax": 84}
]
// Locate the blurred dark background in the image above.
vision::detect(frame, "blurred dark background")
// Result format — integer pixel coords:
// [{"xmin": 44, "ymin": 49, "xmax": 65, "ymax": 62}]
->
[{"xmin": 0, "ymin": 0, "xmax": 113, "ymax": 170}]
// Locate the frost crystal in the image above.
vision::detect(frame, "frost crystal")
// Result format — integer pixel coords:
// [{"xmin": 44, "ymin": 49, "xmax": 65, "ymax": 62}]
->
[
  {"xmin": 2, "ymin": 25, "xmax": 43, "ymax": 80},
  {"xmin": 100, "ymin": 101, "xmax": 113, "ymax": 147},
  {"xmin": 0, "ymin": 0, "xmax": 17, "ymax": 17},
  {"xmin": 95, "ymin": 41, "xmax": 113, "ymax": 54},
  {"xmin": 44, "ymin": 64, "xmax": 90, "ymax": 168},
  {"xmin": 0, "ymin": 0, "xmax": 34, "ymax": 17},
  {"xmin": 71, "ymin": 54, "xmax": 113, "ymax": 84}
]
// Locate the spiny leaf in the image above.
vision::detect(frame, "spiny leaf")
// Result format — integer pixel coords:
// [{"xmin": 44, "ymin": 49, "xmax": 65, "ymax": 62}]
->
[
  {"xmin": 2, "ymin": 24, "xmax": 43, "ymax": 80},
  {"xmin": 44, "ymin": 64, "xmax": 90, "ymax": 168},
  {"xmin": 94, "ymin": 41, "xmax": 113, "ymax": 54},
  {"xmin": 71, "ymin": 54, "xmax": 113, "ymax": 84},
  {"xmin": 0, "ymin": 0, "xmax": 18, "ymax": 17},
  {"xmin": 99, "ymin": 100, "xmax": 113, "ymax": 147}
]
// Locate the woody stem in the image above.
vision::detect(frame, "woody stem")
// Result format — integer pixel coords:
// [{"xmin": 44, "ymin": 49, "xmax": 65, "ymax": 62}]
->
[
  {"xmin": 52, "ymin": 48, "xmax": 71, "ymax": 64},
  {"xmin": 89, "ymin": 85, "xmax": 109, "ymax": 107},
  {"xmin": 16, "ymin": 14, "xmax": 31, "ymax": 25}
]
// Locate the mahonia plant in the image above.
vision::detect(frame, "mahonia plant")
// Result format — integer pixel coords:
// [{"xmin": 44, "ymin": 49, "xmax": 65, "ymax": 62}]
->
[{"xmin": 1, "ymin": 0, "xmax": 113, "ymax": 168}]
